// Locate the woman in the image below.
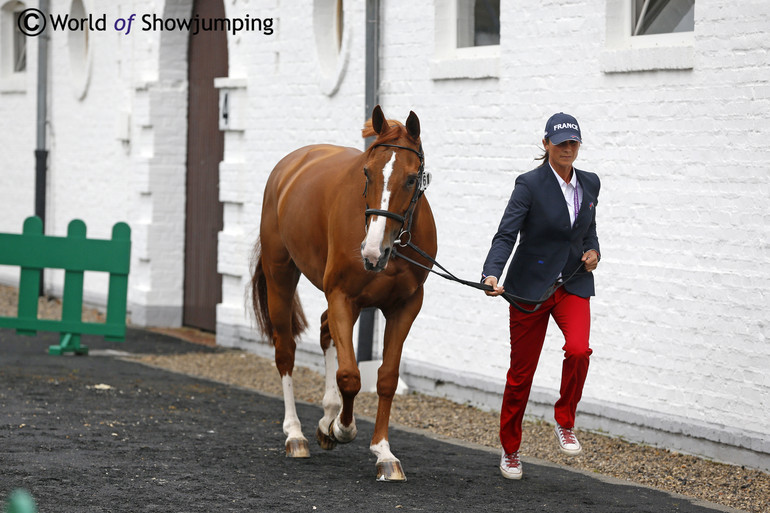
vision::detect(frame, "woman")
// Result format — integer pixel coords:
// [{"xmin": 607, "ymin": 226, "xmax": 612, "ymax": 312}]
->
[{"xmin": 481, "ymin": 112, "xmax": 600, "ymax": 480}]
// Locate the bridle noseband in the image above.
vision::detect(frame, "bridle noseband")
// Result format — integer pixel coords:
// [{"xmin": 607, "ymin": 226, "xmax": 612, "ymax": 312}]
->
[{"xmin": 363, "ymin": 143, "xmax": 430, "ymax": 243}]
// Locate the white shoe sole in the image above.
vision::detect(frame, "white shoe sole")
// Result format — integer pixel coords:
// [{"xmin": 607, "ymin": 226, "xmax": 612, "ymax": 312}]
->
[
  {"xmin": 500, "ymin": 466, "xmax": 523, "ymax": 480},
  {"xmin": 557, "ymin": 445, "xmax": 582, "ymax": 456}
]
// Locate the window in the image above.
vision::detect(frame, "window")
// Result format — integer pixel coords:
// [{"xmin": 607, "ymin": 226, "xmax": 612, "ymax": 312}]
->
[
  {"xmin": 313, "ymin": 0, "xmax": 349, "ymax": 96},
  {"xmin": 633, "ymin": 0, "xmax": 694, "ymax": 36},
  {"xmin": 457, "ymin": 0, "xmax": 500, "ymax": 48},
  {"xmin": 12, "ymin": 9, "xmax": 26, "ymax": 72},
  {"xmin": 68, "ymin": 0, "xmax": 92, "ymax": 99},
  {"xmin": 432, "ymin": 0, "xmax": 500, "ymax": 80},
  {"xmin": 1, "ymin": 0, "xmax": 27, "ymax": 91},
  {"xmin": 602, "ymin": 0, "xmax": 695, "ymax": 73},
  {"xmin": 335, "ymin": 0, "xmax": 343, "ymax": 51}
]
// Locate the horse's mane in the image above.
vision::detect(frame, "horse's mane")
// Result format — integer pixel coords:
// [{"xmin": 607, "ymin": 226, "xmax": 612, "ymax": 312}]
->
[{"xmin": 362, "ymin": 118, "xmax": 410, "ymax": 143}]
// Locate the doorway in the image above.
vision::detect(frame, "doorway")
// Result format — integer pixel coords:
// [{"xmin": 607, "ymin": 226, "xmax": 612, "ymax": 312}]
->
[{"xmin": 183, "ymin": 0, "xmax": 228, "ymax": 331}]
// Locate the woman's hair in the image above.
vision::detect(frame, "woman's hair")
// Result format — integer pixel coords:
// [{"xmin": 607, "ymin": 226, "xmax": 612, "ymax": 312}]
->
[{"xmin": 536, "ymin": 138, "xmax": 549, "ymax": 162}]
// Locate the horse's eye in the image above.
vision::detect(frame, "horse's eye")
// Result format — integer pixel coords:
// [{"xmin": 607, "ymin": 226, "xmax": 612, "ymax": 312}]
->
[{"xmin": 406, "ymin": 175, "xmax": 417, "ymax": 188}]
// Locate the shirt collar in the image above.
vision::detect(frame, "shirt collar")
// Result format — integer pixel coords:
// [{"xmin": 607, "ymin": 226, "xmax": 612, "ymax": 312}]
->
[{"xmin": 549, "ymin": 163, "xmax": 578, "ymax": 189}]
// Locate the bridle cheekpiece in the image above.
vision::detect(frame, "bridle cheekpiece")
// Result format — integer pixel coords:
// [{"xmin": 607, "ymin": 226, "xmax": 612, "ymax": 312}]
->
[{"xmin": 363, "ymin": 143, "xmax": 431, "ymax": 245}]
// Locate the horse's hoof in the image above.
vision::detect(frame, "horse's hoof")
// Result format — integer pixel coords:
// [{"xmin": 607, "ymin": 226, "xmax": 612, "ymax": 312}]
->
[
  {"xmin": 376, "ymin": 460, "xmax": 407, "ymax": 482},
  {"xmin": 315, "ymin": 425, "xmax": 338, "ymax": 450},
  {"xmin": 285, "ymin": 438, "xmax": 310, "ymax": 458}
]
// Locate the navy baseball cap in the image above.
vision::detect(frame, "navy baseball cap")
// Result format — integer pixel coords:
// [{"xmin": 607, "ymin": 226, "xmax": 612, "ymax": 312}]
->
[{"xmin": 544, "ymin": 112, "xmax": 582, "ymax": 145}]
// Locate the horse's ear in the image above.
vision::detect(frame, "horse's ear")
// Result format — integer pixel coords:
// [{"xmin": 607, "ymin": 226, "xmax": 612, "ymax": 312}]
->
[
  {"xmin": 372, "ymin": 105, "xmax": 386, "ymax": 134},
  {"xmin": 405, "ymin": 111, "xmax": 420, "ymax": 140}
]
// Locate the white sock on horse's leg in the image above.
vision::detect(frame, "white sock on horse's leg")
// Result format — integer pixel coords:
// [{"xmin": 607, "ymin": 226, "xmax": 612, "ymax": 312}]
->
[
  {"xmin": 282, "ymin": 374, "xmax": 310, "ymax": 457},
  {"xmin": 319, "ymin": 343, "xmax": 341, "ymax": 435}
]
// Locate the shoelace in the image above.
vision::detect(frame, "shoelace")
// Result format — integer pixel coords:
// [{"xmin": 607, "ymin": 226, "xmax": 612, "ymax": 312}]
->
[
  {"xmin": 503, "ymin": 452, "xmax": 520, "ymax": 467},
  {"xmin": 558, "ymin": 427, "xmax": 577, "ymax": 445}
]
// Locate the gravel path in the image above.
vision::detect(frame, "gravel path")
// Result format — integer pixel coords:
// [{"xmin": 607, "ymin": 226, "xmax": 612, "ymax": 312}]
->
[{"xmin": 1, "ymin": 284, "xmax": 767, "ymax": 512}]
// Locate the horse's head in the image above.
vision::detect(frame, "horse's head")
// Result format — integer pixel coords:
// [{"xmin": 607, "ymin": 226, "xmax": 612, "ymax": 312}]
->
[{"xmin": 360, "ymin": 106, "xmax": 428, "ymax": 272}]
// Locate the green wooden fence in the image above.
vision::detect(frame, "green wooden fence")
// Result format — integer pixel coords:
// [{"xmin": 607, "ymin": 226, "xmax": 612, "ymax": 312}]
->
[{"xmin": 0, "ymin": 216, "xmax": 131, "ymax": 355}]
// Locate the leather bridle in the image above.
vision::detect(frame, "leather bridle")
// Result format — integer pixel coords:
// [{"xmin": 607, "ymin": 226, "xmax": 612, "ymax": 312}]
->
[{"xmin": 363, "ymin": 142, "xmax": 430, "ymax": 244}]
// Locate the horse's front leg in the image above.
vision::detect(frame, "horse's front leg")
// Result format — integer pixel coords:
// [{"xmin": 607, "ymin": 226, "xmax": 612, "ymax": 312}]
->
[
  {"xmin": 323, "ymin": 291, "xmax": 361, "ymax": 444},
  {"xmin": 371, "ymin": 287, "xmax": 424, "ymax": 482},
  {"xmin": 316, "ymin": 310, "xmax": 342, "ymax": 450}
]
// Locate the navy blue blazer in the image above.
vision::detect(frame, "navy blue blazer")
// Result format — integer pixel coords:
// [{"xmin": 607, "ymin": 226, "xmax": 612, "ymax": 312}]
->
[{"xmin": 482, "ymin": 162, "xmax": 601, "ymax": 300}]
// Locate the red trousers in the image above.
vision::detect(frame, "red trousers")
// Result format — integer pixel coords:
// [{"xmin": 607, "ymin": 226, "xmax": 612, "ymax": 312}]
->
[{"xmin": 500, "ymin": 288, "xmax": 592, "ymax": 454}]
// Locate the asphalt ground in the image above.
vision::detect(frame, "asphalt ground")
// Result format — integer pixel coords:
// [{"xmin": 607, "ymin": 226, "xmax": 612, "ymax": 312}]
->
[{"xmin": 0, "ymin": 328, "xmax": 743, "ymax": 513}]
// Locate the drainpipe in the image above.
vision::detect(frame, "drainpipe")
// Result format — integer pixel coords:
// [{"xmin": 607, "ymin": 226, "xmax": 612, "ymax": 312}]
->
[
  {"xmin": 35, "ymin": 0, "xmax": 49, "ymax": 296},
  {"xmin": 357, "ymin": 0, "xmax": 380, "ymax": 363}
]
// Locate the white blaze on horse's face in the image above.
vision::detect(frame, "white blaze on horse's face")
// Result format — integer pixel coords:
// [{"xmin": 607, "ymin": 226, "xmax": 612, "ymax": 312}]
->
[{"xmin": 361, "ymin": 152, "xmax": 397, "ymax": 271}]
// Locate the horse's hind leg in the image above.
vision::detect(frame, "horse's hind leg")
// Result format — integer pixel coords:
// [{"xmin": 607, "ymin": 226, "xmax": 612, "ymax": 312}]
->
[
  {"xmin": 316, "ymin": 310, "xmax": 342, "ymax": 450},
  {"xmin": 263, "ymin": 258, "xmax": 309, "ymax": 458}
]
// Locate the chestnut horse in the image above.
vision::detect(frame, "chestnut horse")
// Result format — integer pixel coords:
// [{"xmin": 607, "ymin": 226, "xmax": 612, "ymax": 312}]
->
[{"xmin": 250, "ymin": 106, "xmax": 436, "ymax": 481}]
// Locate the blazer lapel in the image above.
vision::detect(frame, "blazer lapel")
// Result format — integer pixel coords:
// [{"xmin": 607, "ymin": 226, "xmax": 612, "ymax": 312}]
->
[
  {"xmin": 573, "ymin": 170, "xmax": 596, "ymax": 230},
  {"xmin": 541, "ymin": 164, "xmax": 572, "ymax": 227}
]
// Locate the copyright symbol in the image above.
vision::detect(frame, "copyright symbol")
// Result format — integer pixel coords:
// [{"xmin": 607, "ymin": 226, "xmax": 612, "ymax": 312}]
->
[{"xmin": 17, "ymin": 8, "xmax": 46, "ymax": 37}]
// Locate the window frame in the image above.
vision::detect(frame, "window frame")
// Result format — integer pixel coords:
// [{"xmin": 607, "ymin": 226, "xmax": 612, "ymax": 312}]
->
[
  {"xmin": 67, "ymin": 0, "xmax": 93, "ymax": 100},
  {"xmin": 0, "ymin": 0, "xmax": 28, "ymax": 92},
  {"xmin": 313, "ymin": 0, "xmax": 350, "ymax": 96},
  {"xmin": 602, "ymin": 0, "xmax": 695, "ymax": 73},
  {"xmin": 12, "ymin": 9, "xmax": 26, "ymax": 72},
  {"xmin": 431, "ymin": 0, "xmax": 500, "ymax": 81}
]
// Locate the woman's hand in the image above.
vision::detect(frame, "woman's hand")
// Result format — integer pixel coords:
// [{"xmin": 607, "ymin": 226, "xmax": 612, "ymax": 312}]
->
[
  {"xmin": 484, "ymin": 276, "xmax": 505, "ymax": 296},
  {"xmin": 582, "ymin": 250, "xmax": 600, "ymax": 272}
]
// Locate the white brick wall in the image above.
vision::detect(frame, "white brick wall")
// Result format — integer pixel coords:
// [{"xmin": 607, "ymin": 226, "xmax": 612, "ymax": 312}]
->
[
  {"xmin": 0, "ymin": 67, "xmax": 36, "ymax": 235},
  {"xmin": 1, "ymin": 0, "xmax": 767, "ymax": 470},
  {"xmin": 0, "ymin": 0, "xmax": 187, "ymax": 316},
  {"xmin": 217, "ymin": 0, "xmax": 770, "ymax": 469}
]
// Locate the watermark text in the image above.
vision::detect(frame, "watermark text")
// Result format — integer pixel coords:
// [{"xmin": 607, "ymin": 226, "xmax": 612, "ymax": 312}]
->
[{"xmin": 17, "ymin": 9, "xmax": 274, "ymax": 37}]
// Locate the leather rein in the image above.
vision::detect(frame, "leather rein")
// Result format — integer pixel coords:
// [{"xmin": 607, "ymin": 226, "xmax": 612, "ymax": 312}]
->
[
  {"xmin": 362, "ymin": 142, "xmax": 584, "ymax": 314},
  {"xmin": 394, "ymin": 242, "xmax": 585, "ymax": 314}
]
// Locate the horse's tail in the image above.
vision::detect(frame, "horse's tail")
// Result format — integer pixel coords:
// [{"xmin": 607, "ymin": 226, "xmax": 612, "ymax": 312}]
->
[
  {"xmin": 249, "ymin": 239, "xmax": 308, "ymax": 345},
  {"xmin": 250, "ymin": 242, "xmax": 273, "ymax": 341}
]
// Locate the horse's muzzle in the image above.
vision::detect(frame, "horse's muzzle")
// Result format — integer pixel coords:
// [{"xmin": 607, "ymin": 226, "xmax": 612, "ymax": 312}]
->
[{"xmin": 362, "ymin": 245, "xmax": 391, "ymax": 272}]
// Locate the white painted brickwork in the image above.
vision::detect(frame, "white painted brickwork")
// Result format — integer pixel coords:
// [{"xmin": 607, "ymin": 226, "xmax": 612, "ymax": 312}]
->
[{"xmin": 0, "ymin": 0, "xmax": 767, "ymax": 470}]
